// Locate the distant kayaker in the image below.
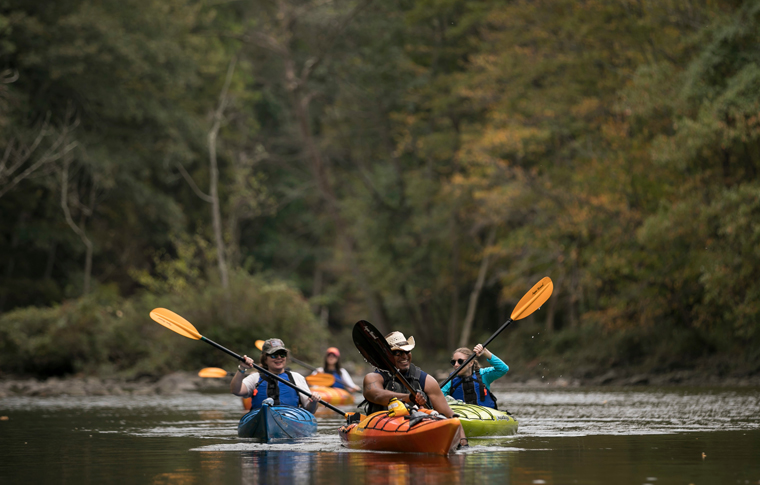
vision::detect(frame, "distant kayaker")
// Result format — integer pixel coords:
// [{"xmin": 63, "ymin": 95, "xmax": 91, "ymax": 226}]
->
[
  {"xmin": 312, "ymin": 347, "xmax": 361, "ymax": 392},
  {"xmin": 441, "ymin": 344, "xmax": 508, "ymax": 409},
  {"xmin": 231, "ymin": 338, "xmax": 321, "ymax": 414}
]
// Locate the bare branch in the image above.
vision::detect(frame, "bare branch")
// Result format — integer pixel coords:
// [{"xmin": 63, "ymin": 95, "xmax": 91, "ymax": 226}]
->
[
  {"xmin": 61, "ymin": 153, "xmax": 94, "ymax": 295},
  {"xmin": 0, "ymin": 107, "xmax": 79, "ymax": 198},
  {"xmin": 175, "ymin": 161, "xmax": 213, "ymax": 202}
]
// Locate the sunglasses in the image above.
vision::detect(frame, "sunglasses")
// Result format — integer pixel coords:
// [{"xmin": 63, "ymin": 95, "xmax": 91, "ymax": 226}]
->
[
  {"xmin": 392, "ymin": 350, "xmax": 411, "ymax": 357},
  {"xmin": 450, "ymin": 358, "xmax": 466, "ymax": 366},
  {"xmin": 269, "ymin": 351, "xmax": 288, "ymax": 359}
]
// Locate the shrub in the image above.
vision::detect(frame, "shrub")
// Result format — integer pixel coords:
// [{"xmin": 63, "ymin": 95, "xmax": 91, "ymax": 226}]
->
[{"xmin": 0, "ymin": 272, "xmax": 326, "ymax": 378}]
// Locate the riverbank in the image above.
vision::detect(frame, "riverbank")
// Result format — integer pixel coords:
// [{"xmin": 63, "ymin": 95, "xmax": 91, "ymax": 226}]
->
[
  {"xmin": 0, "ymin": 372, "xmax": 228, "ymax": 399},
  {"xmin": 2, "ymin": 368, "xmax": 759, "ymax": 399}
]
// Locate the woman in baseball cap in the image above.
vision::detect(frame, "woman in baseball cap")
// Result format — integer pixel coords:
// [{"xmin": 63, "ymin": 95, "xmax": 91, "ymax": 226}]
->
[
  {"xmin": 231, "ymin": 338, "xmax": 321, "ymax": 412},
  {"xmin": 313, "ymin": 347, "xmax": 360, "ymax": 392}
]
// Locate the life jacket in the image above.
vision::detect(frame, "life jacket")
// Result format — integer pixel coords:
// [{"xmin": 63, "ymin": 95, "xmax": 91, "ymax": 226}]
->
[
  {"xmin": 450, "ymin": 370, "xmax": 498, "ymax": 409},
  {"xmin": 361, "ymin": 364, "xmax": 429, "ymax": 414},
  {"xmin": 249, "ymin": 370, "xmax": 300, "ymax": 408},
  {"xmin": 328, "ymin": 370, "xmax": 346, "ymax": 390}
]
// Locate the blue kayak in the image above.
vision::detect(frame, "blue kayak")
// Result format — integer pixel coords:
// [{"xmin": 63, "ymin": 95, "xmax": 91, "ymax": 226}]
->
[{"xmin": 237, "ymin": 402, "xmax": 317, "ymax": 441}]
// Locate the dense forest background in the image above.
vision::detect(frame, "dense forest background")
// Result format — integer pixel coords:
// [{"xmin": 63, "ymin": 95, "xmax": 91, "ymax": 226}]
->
[{"xmin": 1, "ymin": 0, "xmax": 759, "ymax": 381}]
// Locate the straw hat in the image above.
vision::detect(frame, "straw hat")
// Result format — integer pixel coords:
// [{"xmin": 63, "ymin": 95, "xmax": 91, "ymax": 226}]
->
[{"xmin": 385, "ymin": 331, "xmax": 415, "ymax": 351}]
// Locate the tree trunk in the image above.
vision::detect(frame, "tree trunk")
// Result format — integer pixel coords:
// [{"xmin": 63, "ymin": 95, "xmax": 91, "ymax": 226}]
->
[
  {"xmin": 61, "ymin": 155, "xmax": 93, "ymax": 295},
  {"xmin": 208, "ymin": 56, "xmax": 237, "ymax": 290},
  {"xmin": 447, "ymin": 213, "xmax": 460, "ymax": 348},
  {"xmin": 458, "ymin": 227, "xmax": 497, "ymax": 347}
]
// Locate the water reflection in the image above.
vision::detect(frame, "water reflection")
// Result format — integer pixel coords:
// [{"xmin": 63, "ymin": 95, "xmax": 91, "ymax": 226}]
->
[{"xmin": 234, "ymin": 451, "xmax": 468, "ymax": 485}]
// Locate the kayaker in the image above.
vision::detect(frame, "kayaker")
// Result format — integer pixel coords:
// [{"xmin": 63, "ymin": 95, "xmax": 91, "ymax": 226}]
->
[
  {"xmin": 312, "ymin": 347, "xmax": 361, "ymax": 392},
  {"xmin": 361, "ymin": 331, "xmax": 458, "ymax": 418},
  {"xmin": 231, "ymin": 338, "xmax": 321, "ymax": 414},
  {"xmin": 441, "ymin": 344, "xmax": 508, "ymax": 409}
]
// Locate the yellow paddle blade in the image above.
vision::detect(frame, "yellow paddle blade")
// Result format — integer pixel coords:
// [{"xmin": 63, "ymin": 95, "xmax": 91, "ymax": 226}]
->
[
  {"xmin": 149, "ymin": 308, "xmax": 202, "ymax": 340},
  {"xmin": 510, "ymin": 277, "xmax": 554, "ymax": 321},
  {"xmin": 306, "ymin": 373, "xmax": 336, "ymax": 387},
  {"xmin": 198, "ymin": 367, "xmax": 229, "ymax": 378},
  {"xmin": 254, "ymin": 340, "xmax": 264, "ymax": 351}
]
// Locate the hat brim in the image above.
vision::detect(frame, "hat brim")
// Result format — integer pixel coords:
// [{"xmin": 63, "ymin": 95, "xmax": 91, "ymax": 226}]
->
[
  {"xmin": 389, "ymin": 336, "xmax": 415, "ymax": 351},
  {"xmin": 263, "ymin": 347, "xmax": 289, "ymax": 355}
]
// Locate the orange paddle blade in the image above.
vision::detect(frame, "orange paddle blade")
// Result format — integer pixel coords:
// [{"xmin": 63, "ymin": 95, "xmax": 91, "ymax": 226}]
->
[
  {"xmin": 198, "ymin": 367, "xmax": 229, "ymax": 378},
  {"xmin": 254, "ymin": 340, "xmax": 265, "ymax": 351},
  {"xmin": 306, "ymin": 373, "xmax": 336, "ymax": 387},
  {"xmin": 150, "ymin": 308, "xmax": 202, "ymax": 340},
  {"xmin": 511, "ymin": 277, "xmax": 553, "ymax": 321}
]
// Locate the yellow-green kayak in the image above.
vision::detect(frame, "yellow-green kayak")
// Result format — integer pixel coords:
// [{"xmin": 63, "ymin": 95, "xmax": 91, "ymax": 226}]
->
[{"xmin": 448, "ymin": 401, "xmax": 518, "ymax": 437}]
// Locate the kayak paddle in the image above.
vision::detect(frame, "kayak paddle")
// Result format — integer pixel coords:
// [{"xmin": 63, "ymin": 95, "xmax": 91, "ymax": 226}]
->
[
  {"xmin": 305, "ymin": 373, "xmax": 336, "ymax": 387},
  {"xmin": 198, "ymin": 367, "xmax": 232, "ymax": 378},
  {"xmin": 439, "ymin": 276, "xmax": 554, "ymax": 388},
  {"xmin": 149, "ymin": 308, "xmax": 346, "ymax": 416},
  {"xmin": 352, "ymin": 319, "xmax": 430, "ymax": 409}
]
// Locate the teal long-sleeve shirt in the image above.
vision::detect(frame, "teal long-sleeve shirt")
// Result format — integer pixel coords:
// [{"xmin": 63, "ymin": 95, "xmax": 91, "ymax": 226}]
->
[{"xmin": 440, "ymin": 354, "xmax": 509, "ymax": 396}]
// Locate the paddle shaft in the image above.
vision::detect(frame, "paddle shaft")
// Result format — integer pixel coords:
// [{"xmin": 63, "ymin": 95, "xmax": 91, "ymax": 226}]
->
[
  {"xmin": 438, "ymin": 317, "xmax": 513, "ymax": 389},
  {"xmin": 200, "ymin": 337, "xmax": 345, "ymax": 415}
]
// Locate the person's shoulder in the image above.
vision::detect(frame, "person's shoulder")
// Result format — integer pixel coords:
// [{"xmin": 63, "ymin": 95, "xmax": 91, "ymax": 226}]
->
[
  {"xmin": 243, "ymin": 372, "xmax": 260, "ymax": 382},
  {"xmin": 364, "ymin": 371, "xmax": 383, "ymax": 381},
  {"xmin": 290, "ymin": 371, "xmax": 309, "ymax": 385}
]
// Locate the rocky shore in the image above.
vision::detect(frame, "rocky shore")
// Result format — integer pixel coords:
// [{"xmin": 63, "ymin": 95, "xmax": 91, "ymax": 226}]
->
[
  {"xmin": 0, "ymin": 372, "xmax": 228, "ymax": 399},
  {"xmin": 1, "ymin": 368, "xmax": 758, "ymax": 399}
]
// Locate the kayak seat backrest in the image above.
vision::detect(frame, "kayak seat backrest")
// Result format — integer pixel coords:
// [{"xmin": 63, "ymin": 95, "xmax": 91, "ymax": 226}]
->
[{"xmin": 358, "ymin": 411, "xmax": 441, "ymax": 433}]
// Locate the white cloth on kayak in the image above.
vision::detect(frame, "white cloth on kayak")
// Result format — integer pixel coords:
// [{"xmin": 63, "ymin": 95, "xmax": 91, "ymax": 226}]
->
[
  {"xmin": 312, "ymin": 367, "xmax": 358, "ymax": 389},
  {"xmin": 241, "ymin": 370, "xmax": 312, "ymax": 408}
]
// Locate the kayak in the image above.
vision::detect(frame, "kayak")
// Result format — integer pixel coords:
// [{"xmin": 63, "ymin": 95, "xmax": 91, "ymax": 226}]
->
[
  {"xmin": 242, "ymin": 386, "xmax": 353, "ymax": 411},
  {"xmin": 309, "ymin": 385, "xmax": 354, "ymax": 405},
  {"xmin": 448, "ymin": 401, "xmax": 518, "ymax": 437},
  {"xmin": 237, "ymin": 402, "xmax": 317, "ymax": 441},
  {"xmin": 339, "ymin": 411, "xmax": 463, "ymax": 455}
]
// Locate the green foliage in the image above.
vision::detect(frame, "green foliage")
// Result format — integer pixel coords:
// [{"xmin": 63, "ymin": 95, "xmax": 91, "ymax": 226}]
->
[
  {"xmin": 0, "ymin": 273, "xmax": 325, "ymax": 378},
  {"xmin": 2, "ymin": 0, "xmax": 760, "ymax": 379}
]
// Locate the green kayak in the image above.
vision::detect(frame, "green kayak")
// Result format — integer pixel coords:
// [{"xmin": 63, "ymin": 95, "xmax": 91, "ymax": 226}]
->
[{"xmin": 448, "ymin": 400, "xmax": 518, "ymax": 437}]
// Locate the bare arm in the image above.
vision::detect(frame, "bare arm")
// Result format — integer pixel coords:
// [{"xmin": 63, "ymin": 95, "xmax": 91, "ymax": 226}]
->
[
  {"xmin": 363, "ymin": 373, "xmax": 417, "ymax": 406},
  {"xmin": 424, "ymin": 375, "xmax": 455, "ymax": 418},
  {"xmin": 230, "ymin": 355, "xmax": 254, "ymax": 396}
]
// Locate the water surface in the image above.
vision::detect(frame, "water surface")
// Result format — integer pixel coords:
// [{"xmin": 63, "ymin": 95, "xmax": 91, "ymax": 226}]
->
[{"xmin": 1, "ymin": 387, "xmax": 758, "ymax": 484}]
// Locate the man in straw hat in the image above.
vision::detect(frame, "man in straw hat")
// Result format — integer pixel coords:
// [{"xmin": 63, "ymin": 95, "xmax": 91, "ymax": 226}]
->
[{"xmin": 361, "ymin": 331, "xmax": 458, "ymax": 421}]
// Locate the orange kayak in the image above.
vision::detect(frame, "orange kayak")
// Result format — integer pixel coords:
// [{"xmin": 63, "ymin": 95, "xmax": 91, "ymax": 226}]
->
[
  {"xmin": 339, "ymin": 411, "xmax": 462, "ymax": 455},
  {"xmin": 241, "ymin": 385, "xmax": 353, "ymax": 411},
  {"xmin": 308, "ymin": 385, "xmax": 354, "ymax": 405}
]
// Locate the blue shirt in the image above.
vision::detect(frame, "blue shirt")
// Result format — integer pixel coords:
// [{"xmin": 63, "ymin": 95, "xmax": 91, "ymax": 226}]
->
[{"xmin": 441, "ymin": 354, "xmax": 509, "ymax": 396}]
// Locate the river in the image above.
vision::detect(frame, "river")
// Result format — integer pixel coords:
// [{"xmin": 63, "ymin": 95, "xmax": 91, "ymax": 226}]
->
[{"xmin": 1, "ymin": 386, "xmax": 759, "ymax": 484}]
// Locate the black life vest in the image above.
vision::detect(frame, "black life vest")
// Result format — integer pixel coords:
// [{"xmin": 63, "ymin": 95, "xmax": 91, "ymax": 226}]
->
[
  {"xmin": 450, "ymin": 370, "xmax": 498, "ymax": 409},
  {"xmin": 362, "ymin": 364, "xmax": 429, "ymax": 414}
]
